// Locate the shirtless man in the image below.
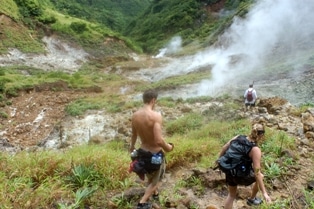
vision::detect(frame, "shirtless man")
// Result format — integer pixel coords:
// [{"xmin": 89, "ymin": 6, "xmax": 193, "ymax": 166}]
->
[{"xmin": 130, "ymin": 89, "xmax": 174, "ymax": 209}]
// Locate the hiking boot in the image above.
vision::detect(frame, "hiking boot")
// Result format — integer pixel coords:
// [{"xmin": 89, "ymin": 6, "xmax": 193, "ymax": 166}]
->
[
  {"xmin": 137, "ymin": 202, "xmax": 152, "ymax": 209},
  {"xmin": 247, "ymin": 197, "xmax": 263, "ymax": 206}
]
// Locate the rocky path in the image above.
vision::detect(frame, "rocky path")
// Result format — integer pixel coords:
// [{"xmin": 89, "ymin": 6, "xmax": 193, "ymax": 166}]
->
[{"xmin": 115, "ymin": 97, "xmax": 314, "ymax": 209}]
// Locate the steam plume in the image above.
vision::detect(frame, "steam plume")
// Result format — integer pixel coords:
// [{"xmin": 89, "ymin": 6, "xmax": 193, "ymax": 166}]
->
[{"xmin": 146, "ymin": 0, "xmax": 314, "ymax": 98}]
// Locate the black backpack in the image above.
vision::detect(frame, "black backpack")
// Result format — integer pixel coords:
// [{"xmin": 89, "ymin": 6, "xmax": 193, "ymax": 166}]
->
[{"xmin": 218, "ymin": 135, "xmax": 256, "ymax": 186}]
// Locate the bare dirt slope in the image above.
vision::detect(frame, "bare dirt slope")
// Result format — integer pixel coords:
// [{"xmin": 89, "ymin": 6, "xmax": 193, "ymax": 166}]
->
[{"xmin": 0, "ymin": 81, "xmax": 98, "ymax": 151}]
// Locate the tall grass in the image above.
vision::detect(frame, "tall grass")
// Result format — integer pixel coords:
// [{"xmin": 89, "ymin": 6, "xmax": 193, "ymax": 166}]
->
[
  {"xmin": 0, "ymin": 0, "xmax": 20, "ymax": 20},
  {"xmin": 0, "ymin": 105, "xmax": 304, "ymax": 208},
  {"xmin": 0, "ymin": 142, "xmax": 131, "ymax": 208},
  {"xmin": 0, "ymin": 118, "xmax": 238, "ymax": 207}
]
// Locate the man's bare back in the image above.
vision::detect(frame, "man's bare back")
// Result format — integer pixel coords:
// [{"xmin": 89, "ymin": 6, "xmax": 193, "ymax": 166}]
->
[
  {"xmin": 132, "ymin": 107, "xmax": 163, "ymax": 153},
  {"xmin": 130, "ymin": 89, "xmax": 173, "ymax": 154}
]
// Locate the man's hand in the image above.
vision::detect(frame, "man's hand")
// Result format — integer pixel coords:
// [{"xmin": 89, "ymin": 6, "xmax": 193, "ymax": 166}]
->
[
  {"xmin": 169, "ymin": 143, "xmax": 174, "ymax": 151},
  {"xmin": 129, "ymin": 145, "xmax": 135, "ymax": 153}
]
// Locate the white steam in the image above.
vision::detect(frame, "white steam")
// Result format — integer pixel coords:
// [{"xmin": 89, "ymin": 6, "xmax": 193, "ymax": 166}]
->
[
  {"xmin": 147, "ymin": 0, "xmax": 314, "ymax": 98},
  {"xmin": 0, "ymin": 36, "xmax": 88, "ymax": 72},
  {"xmin": 153, "ymin": 36, "xmax": 182, "ymax": 58}
]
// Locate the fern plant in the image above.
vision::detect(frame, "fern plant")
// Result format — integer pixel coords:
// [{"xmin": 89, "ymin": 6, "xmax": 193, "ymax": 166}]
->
[
  {"xmin": 58, "ymin": 187, "xmax": 98, "ymax": 209},
  {"xmin": 66, "ymin": 164, "xmax": 104, "ymax": 189}
]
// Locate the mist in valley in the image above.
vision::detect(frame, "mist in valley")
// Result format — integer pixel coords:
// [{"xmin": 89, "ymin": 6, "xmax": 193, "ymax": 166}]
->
[
  {"xmin": 1, "ymin": 0, "xmax": 313, "ymax": 105},
  {"xmin": 136, "ymin": 0, "xmax": 314, "ymax": 106}
]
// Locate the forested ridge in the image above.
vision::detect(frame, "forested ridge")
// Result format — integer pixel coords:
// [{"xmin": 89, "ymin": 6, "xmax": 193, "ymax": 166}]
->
[{"xmin": 0, "ymin": 0, "xmax": 253, "ymax": 55}]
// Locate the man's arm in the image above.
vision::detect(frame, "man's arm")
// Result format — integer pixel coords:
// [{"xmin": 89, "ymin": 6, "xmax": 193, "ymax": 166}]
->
[
  {"xmin": 129, "ymin": 121, "xmax": 137, "ymax": 153},
  {"xmin": 153, "ymin": 114, "xmax": 173, "ymax": 152}
]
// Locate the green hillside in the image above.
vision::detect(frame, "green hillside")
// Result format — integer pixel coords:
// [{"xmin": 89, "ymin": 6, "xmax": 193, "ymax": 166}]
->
[
  {"xmin": 49, "ymin": 0, "xmax": 151, "ymax": 33},
  {"xmin": 0, "ymin": 0, "xmax": 147, "ymax": 55},
  {"xmin": 0, "ymin": 0, "xmax": 253, "ymax": 55},
  {"xmin": 124, "ymin": 0, "xmax": 254, "ymax": 53},
  {"xmin": 0, "ymin": 0, "xmax": 46, "ymax": 53},
  {"xmin": 0, "ymin": 0, "xmax": 20, "ymax": 19}
]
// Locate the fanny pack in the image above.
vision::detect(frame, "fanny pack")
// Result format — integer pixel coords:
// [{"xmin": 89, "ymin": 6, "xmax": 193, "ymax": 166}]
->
[{"xmin": 131, "ymin": 149, "xmax": 164, "ymax": 175}]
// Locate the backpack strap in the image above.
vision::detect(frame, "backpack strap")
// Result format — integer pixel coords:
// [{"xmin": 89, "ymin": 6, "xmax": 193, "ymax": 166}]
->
[
  {"xmin": 218, "ymin": 135, "xmax": 256, "ymax": 172},
  {"xmin": 232, "ymin": 135, "xmax": 256, "ymax": 155}
]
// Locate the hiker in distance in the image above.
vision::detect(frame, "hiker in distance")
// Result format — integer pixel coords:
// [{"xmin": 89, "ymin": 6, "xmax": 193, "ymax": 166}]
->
[
  {"xmin": 129, "ymin": 89, "xmax": 174, "ymax": 209},
  {"xmin": 244, "ymin": 84, "xmax": 257, "ymax": 111},
  {"xmin": 218, "ymin": 123, "xmax": 272, "ymax": 209}
]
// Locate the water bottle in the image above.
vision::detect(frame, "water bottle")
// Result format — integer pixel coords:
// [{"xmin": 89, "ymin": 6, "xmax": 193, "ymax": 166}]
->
[
  {"xmin": 130, "ymin": 149, "xmax": 138, "ymax": 161},
  {"xmin": 151, "ymin": 153, "xmax": 162, "ymax": 164},
  {"xmin": 156, "ymin": 153, "xmax": 162, "ymax": 164}
]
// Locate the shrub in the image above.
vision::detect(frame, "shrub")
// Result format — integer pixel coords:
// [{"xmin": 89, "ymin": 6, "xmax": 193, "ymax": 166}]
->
[
  {"xmin": 0, "ymin": 77, "xmax": 12, "ymax": 93},
  {"xmin": 5, "ymin": 86, "xmax": 19, "ymax": 97},
  {"xmin": 70, "ymin": 22, "xmax": 88, "ymax": 34},
  {"xmin": 66, "ymin": 164, "xmax": 104, "ymax": 189},
  {"xmin": 65, "ymin": 99, "xmax": 101, "ymax": 116},
  {"xmin": 38, "ymin": 14, "xmax": 57, "ymax": 24},
  {"xmin": 0, "ymin": 111, "xmax": 8, "ymax": 119},
  {"xmin": 166, "ymin": 113, "xmax": 203, "ymax": 135},
  {"xmin": 14, "ymin": 0, "xmax": 43, "ymax": 17}
]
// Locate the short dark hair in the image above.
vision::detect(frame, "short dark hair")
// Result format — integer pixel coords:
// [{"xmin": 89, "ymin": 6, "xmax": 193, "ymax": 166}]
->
[
  {"xmin": 143, "ymin": 89, "xmax": 158, "ymax": 104},
  {"xmin": 249, "ymin": 84, "xmax": 253, "ymax": 88}
]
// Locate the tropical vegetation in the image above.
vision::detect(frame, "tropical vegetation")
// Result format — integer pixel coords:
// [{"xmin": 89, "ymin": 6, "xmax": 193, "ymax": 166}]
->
[{"xmin": 0, "ymin": 0, "xmax": 313, "ymax": 208}]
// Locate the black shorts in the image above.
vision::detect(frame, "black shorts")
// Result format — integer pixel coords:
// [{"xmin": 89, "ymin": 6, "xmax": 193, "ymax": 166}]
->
[
  {"xmin": 245, "ymin": 102, "xmax": 255, "ymax": 107},
  {"xmin": 226, "ymin": 173, "xmax": 238, "ymax": 186},
  {"xmin": 225, "ymin": 173, "xmax": 256, "ymax": 186}
]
